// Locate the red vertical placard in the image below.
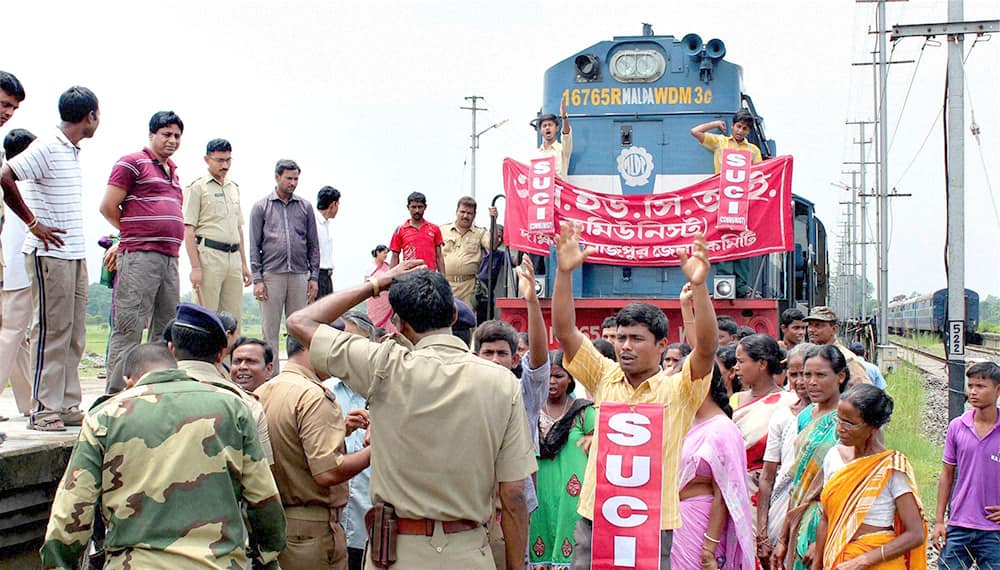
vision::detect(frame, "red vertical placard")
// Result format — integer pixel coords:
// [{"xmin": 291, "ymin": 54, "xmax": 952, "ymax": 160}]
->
[
  {"xmin": 591, "ymin": 403, "xmax": 665, "ymax": 569},
  {"xmin": 716, "ymin": 149, "xmax": 753, "ymax": 231},
  {"xmin": 527, "ymin": 156, "xmax": 556, "ymax": 233}
]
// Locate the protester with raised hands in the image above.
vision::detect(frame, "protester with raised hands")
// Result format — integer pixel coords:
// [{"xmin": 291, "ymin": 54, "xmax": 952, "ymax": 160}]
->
[{"xmin": 549, "ymin": 221, "xmax": 719, "ymax": 568}]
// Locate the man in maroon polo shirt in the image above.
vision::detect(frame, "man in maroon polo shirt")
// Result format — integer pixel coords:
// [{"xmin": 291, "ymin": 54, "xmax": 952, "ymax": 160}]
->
[
  {"xmin": 388, "ymin": 191, "xmax": 444, "ymax": 273},
  {"xmin": 99, "ymin": 111, "xmax": 185, "ymax": 392}
]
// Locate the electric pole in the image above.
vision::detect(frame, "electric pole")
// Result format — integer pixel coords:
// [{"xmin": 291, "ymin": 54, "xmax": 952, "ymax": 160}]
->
[{"xmin": 892, "ymin": 9, "xmax": 998, "ymax": 420}]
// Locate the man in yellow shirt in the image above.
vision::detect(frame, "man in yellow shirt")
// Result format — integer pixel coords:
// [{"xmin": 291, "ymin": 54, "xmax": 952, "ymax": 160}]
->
[
  {"xmin": 550, "ymin": 222, "xmax": 719, "ymax": 568},
  {"xmin": 690, "ymin": 109, "xmax": 763, "ymax": 174},
  {"xmin": 690, "ymin": 109, "xmax": 763, "ymax": 297}
]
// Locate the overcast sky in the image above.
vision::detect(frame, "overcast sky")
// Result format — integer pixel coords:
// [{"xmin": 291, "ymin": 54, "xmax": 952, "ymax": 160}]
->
[{"xmin": 2, "ymin": 0, "xmax": 997, "ymax": 301}]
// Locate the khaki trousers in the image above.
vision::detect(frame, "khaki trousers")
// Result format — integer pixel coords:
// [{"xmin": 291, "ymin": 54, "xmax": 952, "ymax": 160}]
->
[
  {"xmin": 196, "ymin": 244, "xmax": 244, "ymax": 318},
  {"xmin": 0, "ymin": 287, "xmax": 33, "ymax": 414},
  {"xmin": 365, "ymin": 524, "xmax": 493, "ymax": 570},
  {"xmin": 105, "ymin": 251, "xmax": 179, "ymax": 384},
  {"xmin": 281, "ymin": 507, "xmax": 348, "ymax": 570},
  {"xmin": 260, "ymin": 272, "xmax": 307, "ymax": 375},
  {"xmin": 25, "ymin": 253, "xmax": 87, "ymax": 422}
]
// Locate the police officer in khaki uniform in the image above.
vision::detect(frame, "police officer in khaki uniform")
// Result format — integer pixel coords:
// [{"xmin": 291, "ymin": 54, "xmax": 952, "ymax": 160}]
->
[
  {"xmin": 441, "ymin": 196, "xmax": 497, "ymax": 307},
  {"xmin": 255, "ymin": 330, "xmax": 371, "ymax": 570},
  {"xmin": 287, "ymin": 262, "xmax": 536, "ymax": 570},
  {"xmin": 183, "ymin": 138, "xmax": 251, "ymax": 320}
]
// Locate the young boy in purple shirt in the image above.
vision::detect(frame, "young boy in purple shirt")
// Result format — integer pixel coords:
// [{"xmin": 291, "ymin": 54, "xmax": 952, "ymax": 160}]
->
[{"xmin": 934, "ymin": 361, "xmax": 1000, "ymax": 568}]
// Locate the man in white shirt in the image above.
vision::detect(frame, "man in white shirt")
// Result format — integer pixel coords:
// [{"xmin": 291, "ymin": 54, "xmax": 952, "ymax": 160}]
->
[
  {"xmin": 533, "ymin": 99, "xmax": 573, "ymax": 179},
  {"xmin": 0, "ymin": 86, "xmax": 101, "ymax": 431},
  {"xmin": 0, "ymin": 128, "xmax": 35, "ymax": 418},
  {"xmin": 315, "ymin": 186, "xmax": 339, "ymax": 298}
]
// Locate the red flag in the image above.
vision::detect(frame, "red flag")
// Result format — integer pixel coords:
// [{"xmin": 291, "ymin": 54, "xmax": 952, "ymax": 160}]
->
[
  {"xmin": 502, "ymin": 155, "xmax": 794, "ymax": 266},
  {"xmin": 592, "ymin": 403, "xmax": 665, "ymax": 569},
  {"xmin": 716, "ymin": 149, "xmax": 753, "ymax": 231},
  {"xmin": 527, "ymin": 156, "xmax": 556, "ymax": 233}
]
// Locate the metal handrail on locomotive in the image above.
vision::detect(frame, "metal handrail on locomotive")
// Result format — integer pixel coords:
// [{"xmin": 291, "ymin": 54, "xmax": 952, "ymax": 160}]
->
[{"xmin": 495, "ymin": 26, "xmax": 828, "ymax": 344}]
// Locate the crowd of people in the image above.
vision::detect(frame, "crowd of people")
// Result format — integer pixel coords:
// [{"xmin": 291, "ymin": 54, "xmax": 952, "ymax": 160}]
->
[{"xmin": 0, "ymin": 71, "xmax": 997, "ymax": 570}]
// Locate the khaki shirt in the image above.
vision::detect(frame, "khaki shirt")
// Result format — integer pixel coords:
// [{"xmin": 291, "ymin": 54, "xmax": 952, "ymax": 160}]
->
[
  {"xmin": 833, "ymin": 340, "xmax": 872, "ymax": 385},
  {"xmin": 538, "ymin": 127, "xmax": 573, "ymax": 179},
  {"xmin": 255, "ymin": 361, "xmax": 349, "ymax": 508},
  {"xmin": 183, "ymin": 173, "xmax": 243, "ymax": 244},
  {"xmin": 177, "ymin": 360, "xmax": 274, "ymax": 464},
  {"xmin": 310, "ymin": 327, "xmax": 537, "ymax": 523},
  {"xmin": 441, "ymin": 223, "xmax": 490, "ymax": 279}
]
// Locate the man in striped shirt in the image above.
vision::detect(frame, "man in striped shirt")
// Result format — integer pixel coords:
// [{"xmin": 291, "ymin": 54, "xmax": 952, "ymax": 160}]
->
[
  {"xmin": 100, "ymin": 111, "xmax": 185, "ymax": 392},
  {"xmin": 0, "ymin": 86, "xmax": 100, "ymax": 431}
]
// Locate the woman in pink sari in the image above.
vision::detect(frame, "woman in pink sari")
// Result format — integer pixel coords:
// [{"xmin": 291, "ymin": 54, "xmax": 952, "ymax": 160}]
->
[
  {"xmin": 672, "ymin": 365, "xmax": 756, "ymax": 570},
  {"xmin": 732, "ymin": 334, "xmax": 797, "ymax": 520},
  {"xmin": 365, "ymin": 244, "xmax": 396, "ymax": 333}
]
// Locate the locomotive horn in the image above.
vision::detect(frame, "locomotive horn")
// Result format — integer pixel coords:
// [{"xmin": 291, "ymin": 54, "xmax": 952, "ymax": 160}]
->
[
  {"xmin": 706, "ymin": 38, "xmax": 726, "ymax": 60},
  {"xmin": 681, "ymin": 33, "xmax": 703, "ymax": 58}
]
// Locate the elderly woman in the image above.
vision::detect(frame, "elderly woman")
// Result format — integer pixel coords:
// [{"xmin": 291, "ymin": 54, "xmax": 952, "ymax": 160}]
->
[
  {"xmin": 814, "ymin": 385, "xmax": 926, "ymax": 569},
  {"xmin": 756, "ymin": 342, "xmax": 817, "ymax": 561}
]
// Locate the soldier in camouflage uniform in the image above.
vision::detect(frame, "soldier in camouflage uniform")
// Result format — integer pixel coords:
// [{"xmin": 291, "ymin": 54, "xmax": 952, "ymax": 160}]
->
[{"xmin": 41, "ymin": 332, "xmax": 286, "ymax": 568}]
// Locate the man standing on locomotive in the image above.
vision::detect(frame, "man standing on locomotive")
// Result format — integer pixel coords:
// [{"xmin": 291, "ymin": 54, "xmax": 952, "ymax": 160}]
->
[
  {"xmin": 691, "ymin": 109, "xmax": 763, "ymax": 298},
  {"xmin": 534, "ymin": 100, "xmax": 573, "ymax": 180}
]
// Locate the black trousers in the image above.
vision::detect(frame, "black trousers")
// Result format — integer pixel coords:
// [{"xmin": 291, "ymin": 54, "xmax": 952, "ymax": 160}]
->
[{"xmin": 318, "ymin": 268, "xmax": 333, "ymax": 298}]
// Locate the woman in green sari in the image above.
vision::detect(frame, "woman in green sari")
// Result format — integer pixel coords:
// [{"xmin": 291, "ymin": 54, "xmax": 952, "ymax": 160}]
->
[
  {"xmin": 529, "ymin": 349, "xmax": 595, "ymax": 570},
  {"xmin": 771, "ymin": 344, "xmax": 850, "ymax": 570}
]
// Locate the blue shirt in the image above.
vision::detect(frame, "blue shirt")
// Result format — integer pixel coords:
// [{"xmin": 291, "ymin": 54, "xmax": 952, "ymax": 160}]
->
[
  {"xmin": 861, "ymin": 360, "xmax": 887, "ymax": 389},
  {"xmin": 323, "ymin": 378, "xmax": 371, "ymax": 549}
]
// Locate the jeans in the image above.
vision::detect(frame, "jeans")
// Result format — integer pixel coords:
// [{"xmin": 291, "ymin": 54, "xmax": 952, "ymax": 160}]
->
[{"xmin": 938, "ymin": 525, "xmax": 1000, "ymax": 570}]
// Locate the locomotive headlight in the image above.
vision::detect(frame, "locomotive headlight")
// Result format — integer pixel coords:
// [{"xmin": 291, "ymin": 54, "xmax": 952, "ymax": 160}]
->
[
  {"xmin": 636, "ymin": 54, "xmax": 658, "ymax": 75},
  {"xmin": 610, "ymin": 49, "xmax": 665, "ymax": 83},
  {"xmin": 615, "ymin": 55, "xmax": 636, "ymax": 77}
]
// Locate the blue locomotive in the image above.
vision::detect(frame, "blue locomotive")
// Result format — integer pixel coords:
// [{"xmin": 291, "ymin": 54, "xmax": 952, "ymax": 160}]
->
[
  {"xmin": 886, "ymin": 288, "xmax": 980, "ymax": 341},
  {"xmin": 497, "ymin": 25, "xmax": 828, "ymax": 341}
]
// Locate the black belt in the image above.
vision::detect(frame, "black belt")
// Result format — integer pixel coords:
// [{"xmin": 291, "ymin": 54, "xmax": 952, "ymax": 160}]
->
[{"xmin": 196, "ymin": 236, "xmax": 239, "ymax": 253}]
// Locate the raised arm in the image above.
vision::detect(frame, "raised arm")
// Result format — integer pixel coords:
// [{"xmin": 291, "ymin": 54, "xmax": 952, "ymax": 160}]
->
[
  {"xmin": 560, "ymin": 99, "xmax": 571, "ymax": 135},
  {"xmin": 679, "ymin": 282, "xmax": 695, "ymax": 345},
  {"xmin": 690, "ymin": 119, "xmax": 726, "ymax": 144},
  {"xmin": 678, "ymin": 234, "xmax": 718, "ymax": 379},
  {"xmin": 518, "ymin": 256, "xmax": 548, "ymax": 369},
  {"xmin": 286, "ymin": 259, "xmax": 425, "ymax": 348},
  {"xmin": 551, "ymin": 222, "xmax": 596, "ymax": 362}
]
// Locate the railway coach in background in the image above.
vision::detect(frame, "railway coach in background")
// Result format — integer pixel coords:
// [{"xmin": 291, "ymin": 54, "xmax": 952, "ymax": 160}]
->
[{"xmin": 887, "ymin": 288, "xmax": 980, "ymax": 343}]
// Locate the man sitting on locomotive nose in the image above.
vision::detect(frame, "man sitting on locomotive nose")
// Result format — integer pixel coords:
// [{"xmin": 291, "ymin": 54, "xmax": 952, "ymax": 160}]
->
[{"xmin": 690, "ymin": 109, "xmax": 764, "ymax": 297}]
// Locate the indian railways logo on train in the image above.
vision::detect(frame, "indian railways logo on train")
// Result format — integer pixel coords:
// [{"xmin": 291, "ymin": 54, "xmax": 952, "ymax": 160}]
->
[{"xmin": 616, "ymin": 146, "xmax": 654, "ymax": 187}]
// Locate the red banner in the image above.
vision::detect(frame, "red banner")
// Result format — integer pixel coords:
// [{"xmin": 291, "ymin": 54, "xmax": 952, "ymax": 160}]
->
[
  {"xmin": 502, "ymin": 155, "xmax": 794, "ymax": 266},
  {"xmin": 527, "ymin": 156, "xmax": 556, "ymax": 232},
  {"xmin": 592, "ymin": 403, "xmax": 664, "ymax": 570},
  {"xmin": 716, "ymin": 149, "xmax": 753, "ymax": 231}
]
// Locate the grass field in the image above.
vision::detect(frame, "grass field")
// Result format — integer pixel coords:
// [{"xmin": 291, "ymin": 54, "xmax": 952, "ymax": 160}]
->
[
  {"xmin": 883, "ymin": 361, "xmax": 943, "ymax": 520},
  {"xmin": 83, "ymin": 321, "xmax": 268, "ymax": 375}
]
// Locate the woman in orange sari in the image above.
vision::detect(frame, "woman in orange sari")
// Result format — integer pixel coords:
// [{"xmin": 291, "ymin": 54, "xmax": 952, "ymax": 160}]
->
[{"xmin": 815, "ymin": 384, "xmax": 927, "ymax": 570}]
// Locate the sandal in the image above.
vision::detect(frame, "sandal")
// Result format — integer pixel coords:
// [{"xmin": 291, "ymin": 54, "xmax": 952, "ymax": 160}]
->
[
  {"xmin": 29, "ymin": 417, "xmax": 67, "ymax": 432},
  {"xmin": 0, "ymin": 415, "xmax": 9, "ymax": 422}
]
